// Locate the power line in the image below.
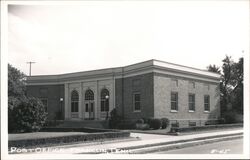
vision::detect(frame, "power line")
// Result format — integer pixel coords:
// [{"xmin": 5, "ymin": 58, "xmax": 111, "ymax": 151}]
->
[{"xmin": 26, "ymin": 61, "xmax": 36, "ymax": 76}]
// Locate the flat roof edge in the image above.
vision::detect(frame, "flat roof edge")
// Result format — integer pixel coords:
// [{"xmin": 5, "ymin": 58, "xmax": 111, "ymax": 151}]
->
[{"xmin": 26, "ymin": 59, "xmax": 221, "ymax": 82}]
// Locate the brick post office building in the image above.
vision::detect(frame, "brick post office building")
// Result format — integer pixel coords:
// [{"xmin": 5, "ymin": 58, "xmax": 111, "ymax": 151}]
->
[{"xmin": 26, "ymin": 59, "xmax": 221, "ymax": 127}]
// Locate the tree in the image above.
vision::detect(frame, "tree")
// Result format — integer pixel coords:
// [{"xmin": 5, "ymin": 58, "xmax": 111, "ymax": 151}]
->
[
  {"xmin": 8, "ymin": 64, "xmax": 47, "ymax": 132},
  {"xmin": 8, "ymin": 64, "xmax": 27, "ymax": 110},
  {"xmin": 9, "ymin": 97, "xmax": 47, "ymax": 133},
  {"xmin": 207, "ymin": 64, "xmax": 221, "ymax": 74},
  {"xmin": 207, "ymin": 56, "xmax": 243, "ymax": 120},
  {"xmin": 8, "ymin": 64, "xmax": 26, "ymax": 98},
  {"xmin": 220, "ymin": 56, "xmax": 243, "ymax": 114}
]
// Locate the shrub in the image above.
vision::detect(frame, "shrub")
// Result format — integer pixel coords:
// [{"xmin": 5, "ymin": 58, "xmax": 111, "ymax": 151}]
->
[
  {"xmin": 117, "ymin": 120, "xmax": 136, "ymax": 129},
  {"xmin": 136, "ymin": 123, "xmax": 150, "ymax": 130},
  {"xmin": 223, "ymin": 110, "xmax": 243, "ymax": 124},
  {"xmin": 136, "ymin": 119, "xmax": 144, "ymax": 124},
  {"xmin": 161, "ymin": 118, "xmax": 169, "ymax": 129},
  {"xmin": 149, "ymin": 118, "xmax": 162, "ymax": 130},
  {"xmin": 8, "ymin": 97, "xmax": 47, "ymax": 133},
  {"xmin": 9, "ymin": 131, "xmax": 130, "ymax": 149},
  {"xmin": 109, "ymin": 108, "xmax": 122, "ymax": 129},
  {"xmin": 142, "ymin": 118, "xmax": 148, "ymax": 124}
]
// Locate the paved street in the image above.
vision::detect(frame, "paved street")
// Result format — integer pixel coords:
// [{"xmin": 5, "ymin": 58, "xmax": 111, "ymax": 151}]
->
[
  {"xmin": 9, "ymin": 129, "xmax": 242, "ymax": 154},
  {"xmin": 154, "ymin": 138, "xmax": 243, "ymax": 154}
]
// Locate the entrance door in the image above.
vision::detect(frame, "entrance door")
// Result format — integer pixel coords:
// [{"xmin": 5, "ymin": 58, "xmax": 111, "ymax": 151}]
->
[{"xmin": 84, "ymin": 102, "xmax": 94, "ymax": 120}]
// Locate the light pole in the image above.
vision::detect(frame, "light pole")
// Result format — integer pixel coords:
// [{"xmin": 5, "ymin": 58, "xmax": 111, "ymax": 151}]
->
[
  {"xmin": 26, "ymin": 61, "xmax": 36, "ymax": 76},
  {"xmin": 60, "ymin": 98, "xmax": 63, "ymax": 120},
  {"xmin": 105, "ymin": 95, "xmax": 109, "ymax": 120}
]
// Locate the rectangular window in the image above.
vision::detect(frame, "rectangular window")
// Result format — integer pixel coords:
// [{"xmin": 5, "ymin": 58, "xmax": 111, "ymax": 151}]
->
[
  {"xmin": 188, "ymin": 94, "xmax": 195, "ymax": 111},
  {"xmin": 40, "ymin": 99, "xmax": 48, "ymax": 112},
  {"xmin": 133, "ymin": 93, "xmax": 141, "ymax": 111},
  {"xmin": 171, "ymin": 92, "xmax": 178, "ymax": 111},
  {"xmin": 204, "ymin": 95, "xmax": 210, "ymax": 111}
]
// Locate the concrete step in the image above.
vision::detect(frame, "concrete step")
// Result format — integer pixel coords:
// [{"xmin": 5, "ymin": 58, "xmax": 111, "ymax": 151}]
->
[{"xmin": 126, "ymin": 134, "xmax": 243, "ymax": 154}]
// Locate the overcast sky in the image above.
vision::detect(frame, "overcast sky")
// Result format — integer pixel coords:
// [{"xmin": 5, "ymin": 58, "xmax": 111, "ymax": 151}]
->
[{"xmin": 8, "ymin": 1, "xmax": 249, "ymax": 76}]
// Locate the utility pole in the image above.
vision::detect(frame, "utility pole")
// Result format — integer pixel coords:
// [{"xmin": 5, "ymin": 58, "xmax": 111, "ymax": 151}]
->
[{"xmin": 26, "ymin": 61, "xmax": 36, "ymax": 76}]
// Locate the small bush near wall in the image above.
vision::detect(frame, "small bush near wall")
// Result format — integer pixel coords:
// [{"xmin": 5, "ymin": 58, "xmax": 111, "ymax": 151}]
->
[
  {"xmin": 136, "ymin": 123, "xmax": 150, "ymax": 130},
  {"xmin": 109, "ymin": 108, "xmax": 122, "ymax": 129},
  {"xmin": 149, "ymin": 119, "xmax": 162, "ymax": 130},
  {"xmin": 117, "ymin": 120, "xmax": 136, "ymax": 129},
  {"xmin": 161, "ymin": 118, "xmax": 170, "ymax": 129},
  {"xmin": 136, "ymin": 119, "xmax": 144, "ymax": 124}
]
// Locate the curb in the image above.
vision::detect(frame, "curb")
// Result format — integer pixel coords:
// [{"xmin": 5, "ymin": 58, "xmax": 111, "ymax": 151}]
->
[
  {"xmin": 118, "ymin": 132, "xmax": 243, "ymax": 151},
  {"xmin": 77, "ymin": 131, "xmax": 243, "ymax": 154},
  {"xmin": 128, "ymin": 134, "xmax": 243, "ymax": 154}
]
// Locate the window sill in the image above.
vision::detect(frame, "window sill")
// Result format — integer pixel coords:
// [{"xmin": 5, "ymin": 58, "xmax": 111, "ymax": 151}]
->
[
  {"xmin": 170, "ymin": 110, "xmax": 178, "ymax": 113},
  {"xmin": 204, "ymin": 111, "xmax": 210, "ymax": 113},
  {"xmin": 188, "ymin": 110, "xmax": 195, "ymax": 113}
]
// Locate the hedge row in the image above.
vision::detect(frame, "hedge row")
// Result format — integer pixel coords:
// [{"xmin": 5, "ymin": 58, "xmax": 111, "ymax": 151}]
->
[
  {"xmin": 40, "ymin": 127, "xmax": 119, "ymax": 133},
  {"xmin": 9, "ymin": 131, "xmax": 130, "ymax": 148},
  {"xmin": 116, "ymin": 118, "xmax": 170, "ymax": 130},
  {"xmin": 170, "ymin": 123, "xmax": 243, "ymax": 133}
]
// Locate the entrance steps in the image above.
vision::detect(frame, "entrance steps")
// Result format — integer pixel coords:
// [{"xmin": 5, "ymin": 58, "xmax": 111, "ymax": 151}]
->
[{"xmin": 56, "ymin": 120, "xmax": 109, "ymax": 129}]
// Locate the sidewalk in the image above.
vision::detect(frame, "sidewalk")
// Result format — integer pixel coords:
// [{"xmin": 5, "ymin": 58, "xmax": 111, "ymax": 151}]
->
[{"xmin": 11, "ymin": 129, "xmax": 243, "ymax": 154}]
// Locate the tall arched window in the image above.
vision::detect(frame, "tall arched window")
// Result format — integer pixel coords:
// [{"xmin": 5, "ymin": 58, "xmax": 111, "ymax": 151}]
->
[
  {"xmin": 85, "ymin": 89, "xmax": 94, "ymax": 100},
  {"xmin": 71, "ymin": 90, "xmax": 79, "ymax": 112},
  {"xmin": 101, "ymin": 89, "xmax": 109, "ymax": 112}
]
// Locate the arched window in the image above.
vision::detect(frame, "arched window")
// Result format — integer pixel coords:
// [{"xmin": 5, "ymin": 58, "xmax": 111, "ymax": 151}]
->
[
  {"xmin": 71, "ymin": 90, "xmax": 79, "ymax": 112},
  {"xmin": 85, "ymin": 89, "xmax": 94, "ymax": 100},
  {"xmin": 101, "ymin": 89, "xmax": 109, "ymax": 112}
]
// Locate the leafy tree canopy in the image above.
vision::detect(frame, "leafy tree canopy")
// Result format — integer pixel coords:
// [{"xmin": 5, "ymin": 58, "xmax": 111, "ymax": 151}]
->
[
  {"xmin": 8, "ymin": 64, "xmax": 26, "ymax": 97},
  {"xmin": 207, "ymin": 55, "xmax": 243, "ymax": 116},
  {"xmin": 207, "ymin": 64, "xmax": 221, "ymax": 74},
  {"xmin": 8, "ymin": 64, "xmax": 47, "ymax": 133}
]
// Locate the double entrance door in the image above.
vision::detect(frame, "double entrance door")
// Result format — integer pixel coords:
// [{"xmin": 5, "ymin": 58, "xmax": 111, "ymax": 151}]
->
[{"xmin": 84, "ymin": 101, "xmax": 94, "ymax": 120}]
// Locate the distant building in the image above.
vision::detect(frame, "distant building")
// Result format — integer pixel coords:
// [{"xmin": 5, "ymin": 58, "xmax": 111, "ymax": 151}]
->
[{"xmin": 26, "ymin": 59, "xmax": 220, "ymax": 127}]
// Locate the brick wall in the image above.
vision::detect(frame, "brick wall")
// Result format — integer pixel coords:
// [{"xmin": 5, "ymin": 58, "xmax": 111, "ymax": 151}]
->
[
  {"xmin": 27, "ymin": 85, "xmax": 65, "ymax": 120},
  {"xmin": 154, "ymin": 73, "xmax": 220, "ymax": 127},
  {"xmin": 115, "ymin": 73, "xmax": 154, "ymax": 120}
]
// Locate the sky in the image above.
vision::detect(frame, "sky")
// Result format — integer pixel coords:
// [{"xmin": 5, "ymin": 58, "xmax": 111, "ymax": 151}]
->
[{"xmin": 7, "ymin": 0, "xmax": 249, "ymax": 76}]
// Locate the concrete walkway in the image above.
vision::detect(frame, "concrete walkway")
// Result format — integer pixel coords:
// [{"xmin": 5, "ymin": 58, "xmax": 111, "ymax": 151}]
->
[{"xmin": 11, "ymin": 129, "xmax": 243, "ymax": 154}]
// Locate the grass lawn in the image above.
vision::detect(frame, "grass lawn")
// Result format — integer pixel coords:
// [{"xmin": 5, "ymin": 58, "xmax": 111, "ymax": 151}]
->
[{"xmin": 9, "ymin": 132, "xmax": 88, "ymax": 141}]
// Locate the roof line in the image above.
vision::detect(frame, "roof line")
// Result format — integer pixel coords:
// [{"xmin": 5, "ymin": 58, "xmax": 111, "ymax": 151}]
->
[
  {"xmin": 27, "ymin": 59, "xmax": 220, "ymax": 78},
  {"xmin": 152, "ymin": 59, "xmax": 220, "ymax": 76}
]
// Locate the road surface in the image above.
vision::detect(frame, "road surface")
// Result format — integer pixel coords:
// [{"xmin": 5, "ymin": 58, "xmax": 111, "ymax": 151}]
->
[{"xmin": 154, "ymin": 138, "xmax": 243, "ymax": 154}]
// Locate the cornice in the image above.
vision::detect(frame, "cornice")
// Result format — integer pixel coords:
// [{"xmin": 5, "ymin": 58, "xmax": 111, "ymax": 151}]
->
[{"xmin": 26, "ymin": 59, "xmax": 221, "ymax": 85}]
